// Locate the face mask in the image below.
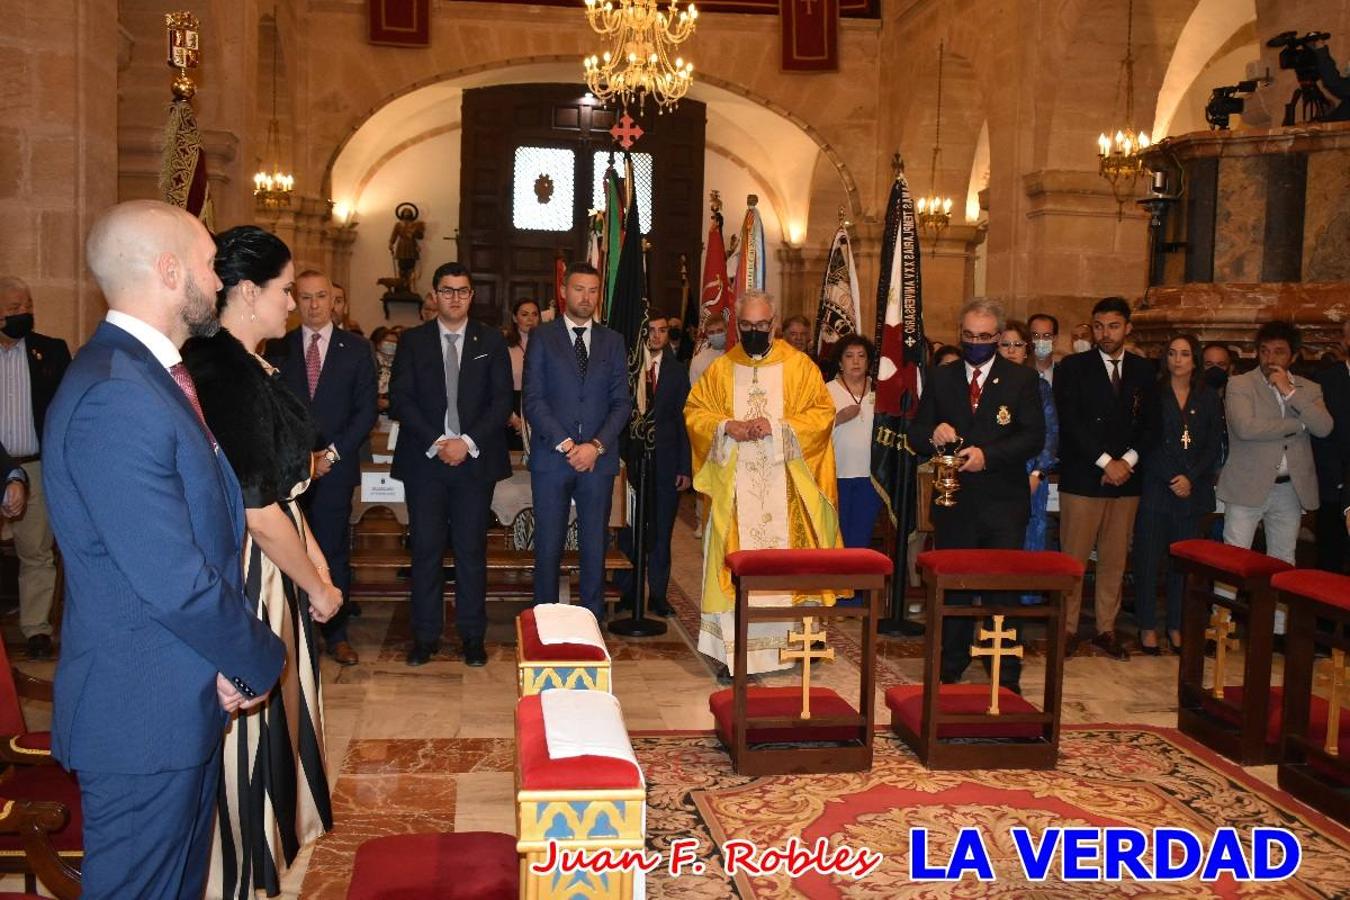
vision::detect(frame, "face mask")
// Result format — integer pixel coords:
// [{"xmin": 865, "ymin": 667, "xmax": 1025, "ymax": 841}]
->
[
  {"xmin": 739, "ymin": 329, "xmax": 771, "ymax": 358},
  {"xmin": 706, "ymin": 331, "xmax": 726, "ymax": 351},
  {"xmin": 1202, "ymin": 367, "xmax": 1228, "ymax": 391},
  {"xmin": 1033, "ymin": 338, "xmax": 1054, "ymax": 360},
  {"xmin": 379, "ymin": 342, "xmax": 397, "ymax": 355},
  {"xmin": 0, "ymin": 313, "xmax": 33, "ymax": 340},
  {"xmin": 961, "ymin": 341, "xmax": 998, "ymax": 366},
  {"xmin": 1072, "ymin": 339, "xmax": 1091, "ymax": 353}
]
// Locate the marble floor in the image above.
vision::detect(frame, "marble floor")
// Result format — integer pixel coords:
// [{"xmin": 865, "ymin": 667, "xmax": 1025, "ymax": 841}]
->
[{"xmin": 4, "ymin": 503, "xmax": 1290, "ymax": 897}]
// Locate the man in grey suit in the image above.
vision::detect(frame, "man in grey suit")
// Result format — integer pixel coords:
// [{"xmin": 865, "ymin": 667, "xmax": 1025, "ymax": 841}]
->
[{"xmin": 1217, "ymin": 320, "xmax": 1333, "ymax": 565}]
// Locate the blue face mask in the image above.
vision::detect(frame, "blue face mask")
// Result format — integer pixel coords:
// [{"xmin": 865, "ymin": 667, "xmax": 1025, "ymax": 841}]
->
[
  {"xmin": 706, "ymin": 331, "xmax": 726, "ymax": 351},
  {"xmin": 961, "ymin": 341, "xmax": 998, "ymax": 366}
]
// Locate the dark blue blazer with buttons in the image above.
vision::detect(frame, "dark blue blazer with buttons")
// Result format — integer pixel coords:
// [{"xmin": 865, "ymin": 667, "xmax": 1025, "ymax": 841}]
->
[
  {"xmin": 522, "ymin": 317, "xmax": 632, "ymax": 478},
  {"xmin": 41, "ymin": 322, "xmax": 284, "ymax": 775}
]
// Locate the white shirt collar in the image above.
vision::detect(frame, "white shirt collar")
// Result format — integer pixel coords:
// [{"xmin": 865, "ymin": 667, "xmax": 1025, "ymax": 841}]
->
[
  {"xmin": 437, "ymin": 317, "xmax": 468, "ymax": 339},
  {"xmin": 303, "ymin": 321, "xmax": 334, "ymax": 344},
  {"xmin": 963, "ymin": 358, "xmax": 991, "ymax": 382},
  {"xmin": 562, "ymin": 314, "xmax": 593, "ymax": 334},
  {"xmin": 105, "ymin": 310, "xmax": 181, "ymax": 368},
  {"xmin": 1099, "ymin": 348, "xmax": 1124, "ymax": 365}
]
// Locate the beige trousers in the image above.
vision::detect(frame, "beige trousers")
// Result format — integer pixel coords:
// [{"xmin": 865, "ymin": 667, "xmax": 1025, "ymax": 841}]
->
[
  {"xmin": 1060, "ymin": 492, "xmax": 1140, "ymax": 636},
  {"xmin": 7, "ymin": 460, "xmax": 55, "ymax": 638}
]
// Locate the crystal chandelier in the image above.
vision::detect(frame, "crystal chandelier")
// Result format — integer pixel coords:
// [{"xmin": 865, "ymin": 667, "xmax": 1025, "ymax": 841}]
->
[
  {"xmin": 916, "ymin": 41, "xmax": 953, "ymax": 246},
  {"xmin": 582, "ymin": 0, "xmax": 698, "ymax": 113},
  {"xmin": 254, "ymin": 6, "xmax": 294, "ymax": 213},
  {"xmin": 1096, "ymin": 0, "xmax": 1151, "ymax": 212}
]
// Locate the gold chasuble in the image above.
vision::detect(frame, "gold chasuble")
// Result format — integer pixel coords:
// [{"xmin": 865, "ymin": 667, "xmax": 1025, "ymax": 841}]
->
[{"xmin": 684, "ymin": 339, "xmax": 841, "ymax": 675}]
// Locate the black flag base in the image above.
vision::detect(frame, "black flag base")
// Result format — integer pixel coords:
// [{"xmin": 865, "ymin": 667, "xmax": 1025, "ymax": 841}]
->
[
  {"xmin": 878, "ymin": 615, "xmax": 925, "ymax": 637},
  {"xmin": 608, "ymin": 452, "xmax": 668, "ymax": 638}
]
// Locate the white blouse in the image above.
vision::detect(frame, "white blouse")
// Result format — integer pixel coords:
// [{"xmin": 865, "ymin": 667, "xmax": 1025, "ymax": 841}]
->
[{"xmin": 826, "ymin": 378, "xmax": 875, "ymax": 479}]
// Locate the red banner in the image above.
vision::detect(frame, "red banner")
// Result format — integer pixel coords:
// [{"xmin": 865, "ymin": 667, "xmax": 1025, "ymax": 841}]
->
[
  {"xmin": 368, "ymin": 0, "xmax": 430, "ymax": 47},
  {"xmin": 779, "ymin": 0, "xmax": 839, "ymax": 72}
]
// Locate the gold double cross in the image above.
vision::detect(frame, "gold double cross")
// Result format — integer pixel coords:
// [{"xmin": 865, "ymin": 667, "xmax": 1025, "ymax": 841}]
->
[
  {"xmin": 1205, "ymin": 608, "xmax": 1241, "ymax": 700},
  {"xmin": 970, "ymin": 615, "xmax": 1023, "ymax": 715},
  {"xmin": 1315, "ymin": 650, "xmax": 1347, "ymax": 757},
  {"xmin": 781, "ymin": 617, "xmax": 834, "ymax": 719}
]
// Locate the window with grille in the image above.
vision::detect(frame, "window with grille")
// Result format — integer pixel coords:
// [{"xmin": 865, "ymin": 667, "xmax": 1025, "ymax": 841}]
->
[
  {"xmin": 592, "ymin": 151, "xmax": 654, "ymax": 235},
  {"xmin": 512, "ymin": 146, "xmax": 576, "ymax": 232}
]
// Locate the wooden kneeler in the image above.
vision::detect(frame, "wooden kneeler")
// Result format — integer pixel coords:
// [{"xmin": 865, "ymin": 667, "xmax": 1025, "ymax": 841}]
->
[
  {"xmin": 888, "ymin": 550, "xmax": 1081, "ymax": 771},
  {"xmin": 1273, "ymin": 569, "xmax": 1350, "ymax": 826},
  {"xmin": 709, "ymin": 548, "xmax": 892, "ymax": 776},
  {"xmin": 1170, "ymin": 539, "xmax": 1292, "ymax": 765}
]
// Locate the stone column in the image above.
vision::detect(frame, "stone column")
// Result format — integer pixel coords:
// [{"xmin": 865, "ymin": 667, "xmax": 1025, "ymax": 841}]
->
[
  {"xmin": 0, "ymin": 0, "xmax": 120, "ymax": 345},
  {"xmin": 775, "ymin": 244, "xmax": 807, "ymax": 318}
]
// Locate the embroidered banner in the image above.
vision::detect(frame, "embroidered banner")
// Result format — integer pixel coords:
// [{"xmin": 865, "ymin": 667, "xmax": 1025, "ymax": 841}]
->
[
  {"xmin": 368, "ymin": 0, "xmax": 430, "ymax": 47},
  {"xmin": 779, "ymin": 0, "xmax": 839, "ymax": 71},
  {"xmin": 444, "ymin": 0, "xmax": 876, "ymax": 16}
]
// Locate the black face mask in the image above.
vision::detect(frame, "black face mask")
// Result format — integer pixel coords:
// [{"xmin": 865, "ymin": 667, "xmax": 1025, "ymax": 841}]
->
[
  {"xmin": 1202, "ymin": 367, "xmax": 1228, "ymax": 391},
  {"xmin": 738, "ymin": 329, "xmax": 771, "ymax": 358},
  {"xmin": 960, "ymin": 340, "xmax": 998, "ymax": 366},
  {"xmin": 0, "ymin": 313, "xmax": 33, "ymax": 340}
]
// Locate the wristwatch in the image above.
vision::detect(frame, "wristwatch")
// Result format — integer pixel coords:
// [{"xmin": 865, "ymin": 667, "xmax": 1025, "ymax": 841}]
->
[
  {"xmin": 590, "ymin": 438, "xmax": 606, "ymax": 456},
  {"xmin": 323, "ymin": 448, "xmax": 339, "ymax": 467}
]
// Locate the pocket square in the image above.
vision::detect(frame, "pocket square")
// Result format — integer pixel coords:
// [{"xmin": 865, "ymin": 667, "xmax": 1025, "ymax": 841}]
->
[{"xmin": 473, "ymin": 353, "xmax": 488, "ymax": 360}]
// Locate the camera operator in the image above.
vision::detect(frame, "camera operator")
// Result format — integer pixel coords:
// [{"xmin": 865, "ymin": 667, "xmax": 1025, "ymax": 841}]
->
[{"xmin": 1311, "ymin": 36, "xmax": 1350, "ymax": 121}]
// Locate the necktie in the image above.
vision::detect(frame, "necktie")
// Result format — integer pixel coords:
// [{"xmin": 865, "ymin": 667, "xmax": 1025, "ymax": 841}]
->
[
  {"xmin": 305, "ymin": 332, "xmax": 322, "ymax": 399},
  {"xmin": 573, "ymin": 326, "xmax": 589, "ymax": 377},
  {"xmin": 1110, "ymin": 358, "xmax": 1121, "ymax": 396},
  {"xmin": 168, "ymin": 363, "xmax": 218, "ymax": 449},
  {"xmin": 969, "ymin": 367, "xmax": 983, "ymax": 413},
  {"xmin": 647, "ymin": 359, "xmax": 658, "ymax": 396},
  {"xmin": 444, "ymin": 332, "xmax": 461, "ymax": 435}
]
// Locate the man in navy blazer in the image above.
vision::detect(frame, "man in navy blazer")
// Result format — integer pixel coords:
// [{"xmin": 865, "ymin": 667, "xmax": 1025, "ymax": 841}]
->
[
  {"xmin": 390, "ymin": 262, "xmax": 513, "ymax": 666},
  {"xmin": 267, "ymin": 270, "xmax": 378, "ymax": 665},
  {"xmin": 524, "ymin": 262, "xmax": 632, "ymax": 619},
  {"xmin": 618, "ymin": 314, "xmax": 690, "ymax": 616},
  {"xmin": 43, "ymin": 201, "xmax": 284, "ymax": 898}
]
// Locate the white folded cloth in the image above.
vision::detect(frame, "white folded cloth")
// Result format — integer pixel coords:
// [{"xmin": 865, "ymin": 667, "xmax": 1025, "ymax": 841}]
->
[
  {"xmin": 533, "ymin": 603, "xmax": 608, "ymax": 655},
  {"xmin": 539, "ymin": 690, "xmax": 642, "ymax": 783}
]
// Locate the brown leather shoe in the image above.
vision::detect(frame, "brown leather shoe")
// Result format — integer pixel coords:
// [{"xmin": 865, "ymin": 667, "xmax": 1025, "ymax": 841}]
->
[
  {"xmin": 1065, "ymin": 634, "xmax": 1083, "ymax": 658},
  {"xmin": 330, "ymin": 641, "xmax": 359, "ymax": 666},
  {"xmin": 1092, "ymin": 631, "xmax": 1130, "ymax": 661}
]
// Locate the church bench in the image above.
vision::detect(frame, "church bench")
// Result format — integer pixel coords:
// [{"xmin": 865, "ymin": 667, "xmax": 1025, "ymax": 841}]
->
[
  {"xmin": 346, "ymin": 831, "xmax": 519, "ymax": 900},
  {"xmin": 1170, "ymin": 539, "xmax": 1292, "ymax": 765},
  {"xmin": 349, "ymin": 545, "xmax": 632, "ymax": 601},
  {"xmin": 516, "ymin": 605, "xmax": 612, "ymax": 696},
  {"xmin": 888, "ymin": 550, "xmax": 1080, "ymax": 771},
  {"xmin": 1273, "ymin": 569, "xmax": 1350, "ymax": 826},
  {"xmin": 515, "ymin": 690, "xmax": 645, "ymax": 900}
]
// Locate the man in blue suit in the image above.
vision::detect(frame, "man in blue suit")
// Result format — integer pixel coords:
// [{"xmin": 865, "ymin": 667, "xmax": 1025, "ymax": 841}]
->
[
  {"xmin": 524, "ymin": 262, "xmax": 632, "ymax": 618},
  {"xmin": 390, "ymin": 262, "xmax": 513, "ymax": 666},
  {"xmin": 267, "ymin": 270, "xmax": 378, "ymax": 665},
  {"xmin": 43, "ymin": 200, "xmax": 285, "ymax": 898}
]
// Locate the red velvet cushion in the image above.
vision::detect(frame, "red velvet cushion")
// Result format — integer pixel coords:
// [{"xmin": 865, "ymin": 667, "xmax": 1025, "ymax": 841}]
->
[
  {"xmin": 1170, "ymin": 539, "xmax": 1292, "ymax": 580},
  {"xmin": 518, "ymin": 609, "xmax": 609, "ymax": 662},
  {"xmin": 708, "ymin": 687, "xmax": 860, "ymax": 743},
  {"xmin": 515, "ymin": 694, "xmax": 641, "ymax": 792},
  {"xmin": 1271, "ymin": 570, "xmax": 1350, "ymax": 612},
  {"xmin": 0, "ymin": 894, "xmax": 49, "ymax": 899},
  {"xmin": 0, "ymin": 766, "xmax": 82, "ymax": 853},
  {"xmin": 916, "ymin": 550, "xmax": 1084, "ymax": 579},
  {"xmin": 9, "ymin": 732, "xmax": 50, "ymax": 753},
  {"xmin": 725, "ymin": 548, "xmax": 893, "ymax": 578},
  {"xmin": 886, "ymin": 684, "xmax": 1046, "ymax": 739},
  {"xmin": 1201, "ymin": 686, "xmax": 1350, "ymax": 749},
  {"xmin": 347, "ymin": 832, "xmax": 519, "ymax": 900}
]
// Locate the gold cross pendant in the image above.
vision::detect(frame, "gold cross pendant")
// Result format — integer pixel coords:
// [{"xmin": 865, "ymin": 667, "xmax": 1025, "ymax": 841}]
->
[
  {"xmin": 1181, "ymin": 426, "xmax": 1192, "ymax": 450},
  {"xmin": 781, "ymin": 616, "xmax": 834, "ymax": 719},
  {"xmin": 969, "ymin": 615, "xmax": 1024, "ymax": 715}
]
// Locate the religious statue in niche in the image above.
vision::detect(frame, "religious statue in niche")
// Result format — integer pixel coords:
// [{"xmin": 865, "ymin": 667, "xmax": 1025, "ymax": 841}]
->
[{"xmin": 387, "ymin": 202, "xmax": 426, "ymax": 293}]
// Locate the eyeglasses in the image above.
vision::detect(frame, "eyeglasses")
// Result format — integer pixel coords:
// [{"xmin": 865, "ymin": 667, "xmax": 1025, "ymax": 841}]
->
[
  {"xmin": 739, "ymin": 321, "xmax": 774, "ymax": 333},
  {"xmin": 998, "ymin": 341, "xmax": 1027, "ymax": 350},
  {"xmin": 960, "ymin": 331, "xmax": 998, "ymax": 343},
  {"xmin": 435, "ymin": 286, "xmax": 473, "ymax": 299}
]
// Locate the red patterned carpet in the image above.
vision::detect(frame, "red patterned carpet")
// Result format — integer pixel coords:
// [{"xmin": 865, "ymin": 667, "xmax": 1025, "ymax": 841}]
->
[{"xmin": 637, "ymin": 726, "xmax": 1350, "ymax": 898}]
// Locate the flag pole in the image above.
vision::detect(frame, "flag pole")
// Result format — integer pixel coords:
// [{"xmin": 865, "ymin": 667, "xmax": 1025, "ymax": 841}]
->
[{"xmin": 609, "ymin": 234, "xmax": 667, "ymax": 638}]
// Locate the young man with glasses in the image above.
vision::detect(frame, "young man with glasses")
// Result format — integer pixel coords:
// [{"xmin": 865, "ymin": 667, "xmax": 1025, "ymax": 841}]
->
[
  {"xmin": 914, "ymin": 299, "xmax": 1045, "ymax": 694},
  {"xmin": 390, "ymin": 262, "xmax": 513, "ymax": 666}
]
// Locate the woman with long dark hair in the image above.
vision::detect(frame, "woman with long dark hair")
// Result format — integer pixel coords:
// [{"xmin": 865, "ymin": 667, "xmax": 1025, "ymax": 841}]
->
[
  {"xmin": 505, "ymin": 298, "xmax": 540, "ymax": 450},
  {"xmin": 182, "ymin": 225, "xmax": 339, "ymax": 897},
  {"xmin": 1132, "ymin": 333, "xmax": 1222, "ymax": 654}
]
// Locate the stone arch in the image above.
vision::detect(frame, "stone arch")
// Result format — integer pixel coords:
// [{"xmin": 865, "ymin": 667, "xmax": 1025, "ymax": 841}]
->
[{"xmin": 1152, "ymin": 0, "xmax": 1257, "ymax": 138}]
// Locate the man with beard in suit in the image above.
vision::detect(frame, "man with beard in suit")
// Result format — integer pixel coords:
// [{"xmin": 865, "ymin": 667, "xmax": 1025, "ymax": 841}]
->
[{"xmin": 915, "ymin": 299, "xmax": 1045, "ymax": 693}]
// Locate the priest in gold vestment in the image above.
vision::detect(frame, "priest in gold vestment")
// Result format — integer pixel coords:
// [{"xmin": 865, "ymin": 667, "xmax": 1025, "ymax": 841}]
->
[{"xmin": 684, "ymin": 291, "xmax": 842, "ymax": 675}]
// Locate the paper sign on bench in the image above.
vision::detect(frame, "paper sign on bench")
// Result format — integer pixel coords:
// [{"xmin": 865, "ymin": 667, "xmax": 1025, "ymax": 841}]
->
[{"xmin": 361, "ymin": 471, "xmax": 405, "ymax": 503}]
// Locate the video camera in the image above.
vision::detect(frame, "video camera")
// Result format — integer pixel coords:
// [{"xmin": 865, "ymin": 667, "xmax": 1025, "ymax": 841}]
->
[
  {"xmin": 1205, "ymin": 79, "xmax": 1259, "ymax": 130},
  {"xmin": 1268, "ymin": 30, "xmax": 1332, "ymax": 80}
]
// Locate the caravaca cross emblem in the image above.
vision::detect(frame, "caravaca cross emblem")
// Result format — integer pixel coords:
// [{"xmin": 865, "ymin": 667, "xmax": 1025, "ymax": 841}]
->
[{"xmin": 610, "ymin": 113, "xmax": 644, "ymax": 150}]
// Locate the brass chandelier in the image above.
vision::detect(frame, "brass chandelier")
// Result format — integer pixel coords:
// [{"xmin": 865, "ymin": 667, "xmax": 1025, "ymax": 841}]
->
[
  {"xmin": 582, "ymin": 0, "xmax": 698, "ymax": 112},
  {"xmin": 915, "ymin": 41, "xmax": 953, "ymax": 245},
  {"xmin": 253, "ymin": 5, "xmax": 294, "ymax": 213},
  {"xmin": 1097, "ymin": 0, "xmax": 1151, "ymax": 212}
]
